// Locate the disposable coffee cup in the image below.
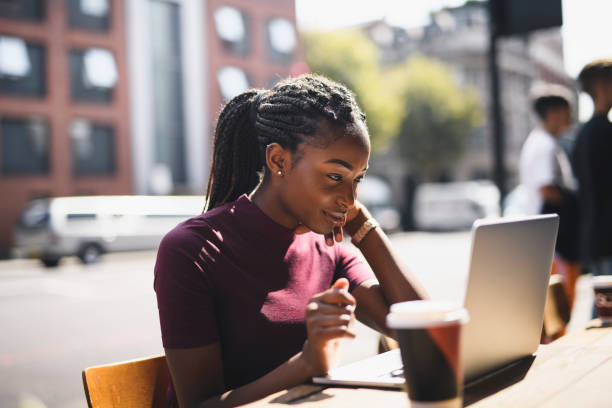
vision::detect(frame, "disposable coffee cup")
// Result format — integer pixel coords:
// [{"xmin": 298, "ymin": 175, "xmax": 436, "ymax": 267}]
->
[
  {"xmin": 387, "ymin": 300, "xmax": 469, "ymax": 408},
  {"xmin": 593, "ymin": 276, "xmax": 612, "ymax": 323}
]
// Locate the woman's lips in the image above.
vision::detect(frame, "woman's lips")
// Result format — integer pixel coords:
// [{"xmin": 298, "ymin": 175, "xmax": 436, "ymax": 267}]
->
[{"xmin": 322, "ymin": 210, "xmax": 346, "ymax": 226}]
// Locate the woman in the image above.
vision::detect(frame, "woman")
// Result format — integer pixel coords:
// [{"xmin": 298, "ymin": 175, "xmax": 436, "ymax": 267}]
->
[{"xmin": 154, "ymin": 74, "xmax": 427, "ymax": 407}]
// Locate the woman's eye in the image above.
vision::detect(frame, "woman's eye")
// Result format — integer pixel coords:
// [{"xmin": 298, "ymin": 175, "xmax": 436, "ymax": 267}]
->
[
  {"xmin": 355, "ymin": 176, "xmax": 364, "ymax": 183},
  {"xmin": 327, "ymin": 174, "xmax": 342, "ymax": 182}
]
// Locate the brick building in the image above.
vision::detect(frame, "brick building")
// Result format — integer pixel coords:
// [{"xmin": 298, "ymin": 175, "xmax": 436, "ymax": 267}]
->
[
  {"xmin": 0, "ymin": 0, "xmax": 302, "ymax": 257},
  {"xmin": 0, "ymin": 0, "xmax": 132, "ymax": 257}
]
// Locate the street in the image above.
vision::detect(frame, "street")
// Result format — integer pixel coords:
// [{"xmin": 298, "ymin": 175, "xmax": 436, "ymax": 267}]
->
[{"xmin": 0, "ymin": 231, "xmax": 594, "ymax": 408}]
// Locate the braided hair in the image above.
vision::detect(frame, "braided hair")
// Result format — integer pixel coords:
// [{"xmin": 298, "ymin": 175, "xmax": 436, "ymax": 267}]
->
[{"xmin": 204, "ymin": 74, "xmax": 367, "ymax": 211}]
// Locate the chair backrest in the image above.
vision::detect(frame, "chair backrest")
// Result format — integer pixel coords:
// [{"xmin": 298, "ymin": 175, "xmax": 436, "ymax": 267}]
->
[{"xmin": 82, "ymin": 354, "xmax": 170, "ymax": 408}]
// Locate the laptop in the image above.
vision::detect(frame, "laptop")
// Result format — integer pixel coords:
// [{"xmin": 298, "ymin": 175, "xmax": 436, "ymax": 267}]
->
[{"xmin": 313, "ymin": 214, "xmax": 559, "ymax": 388}]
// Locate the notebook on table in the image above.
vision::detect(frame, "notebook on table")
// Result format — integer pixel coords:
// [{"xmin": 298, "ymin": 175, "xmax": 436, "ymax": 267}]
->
[{"xmin": 313, "ymin": 214, "xmax": 559, "ymax": 388}]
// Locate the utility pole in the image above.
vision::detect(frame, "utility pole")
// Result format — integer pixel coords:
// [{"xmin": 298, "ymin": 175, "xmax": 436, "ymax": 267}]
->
[
  {"xmin": 487, "ymin": 0, "xmax": 563, "ymax": 205},
  {"xmin": 487, "ymin": 3, "xmax": 506, "ymax": 202}
]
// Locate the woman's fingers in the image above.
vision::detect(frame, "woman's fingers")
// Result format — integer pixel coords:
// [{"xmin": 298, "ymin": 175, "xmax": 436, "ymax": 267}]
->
[
  {"xmin": 307, "ymin": 313, "xmax": 353, "ymax": 328},
  {"xmin": 306, "ymin": 302, "xmax": 354, "ymax": 316},
  {"xmin": 324, "ymin": 231, "xmax": 334, "ymax": 246},
  {"xmin": 331, "ymin": 278, "xmax": 349, "ymax": 290},
  {"xmin": 334, "ymin": 226, "xmax": 343, "ymax": 243},
  {"xmin": 311, "ymin": 289, "xmax": 356, "ymax": 308},
  {"xmin": 325, "ymin": 226, "xmax": 343, "ymax": 246},
  {"xmin": 309, "ymin": 325, "xmax": 356, "ymax": 340}
]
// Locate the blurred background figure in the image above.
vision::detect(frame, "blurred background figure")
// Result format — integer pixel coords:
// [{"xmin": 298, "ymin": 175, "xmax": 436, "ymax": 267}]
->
[
  {"xmin": 518, "ymin": 84, "xmax": 579, "ymax": 340},
  {"xmin": 572, "ymin": 58, "xmax": 612, "ymax": 317}
]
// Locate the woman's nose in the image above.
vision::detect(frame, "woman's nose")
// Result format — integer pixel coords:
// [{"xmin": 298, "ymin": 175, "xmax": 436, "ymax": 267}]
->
[{"xmin": 338, "ymin": 183, "xmax": 356, "ymax": 209}]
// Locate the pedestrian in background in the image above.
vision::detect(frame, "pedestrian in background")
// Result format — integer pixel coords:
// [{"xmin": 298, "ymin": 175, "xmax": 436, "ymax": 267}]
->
[
  {"xmin": 572, "ymin": 58, "xmax": 612, "ymax": 318},
  {"xmin": 519, "ymin": 84, "xmax": 579, "ymax": 340}
]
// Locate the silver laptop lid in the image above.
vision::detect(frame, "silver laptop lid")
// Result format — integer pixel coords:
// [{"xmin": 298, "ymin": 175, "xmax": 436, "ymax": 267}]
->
[{"xmin": 461, "ymin": 214, "xmax": 559, "ymax": 382}]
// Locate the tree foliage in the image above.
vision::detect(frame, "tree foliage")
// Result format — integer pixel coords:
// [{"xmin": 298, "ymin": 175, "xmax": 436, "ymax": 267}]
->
[
  {"xmin": 303, "ymin": 30, "xmax": 482, "ymax": 178},
  {"xmin": 303, "ymin": 29, "xmax": 401, "ymax": 151},
  {"xmin": 390, "ymin": 57, "xmax": 482, "ymax": 181}
]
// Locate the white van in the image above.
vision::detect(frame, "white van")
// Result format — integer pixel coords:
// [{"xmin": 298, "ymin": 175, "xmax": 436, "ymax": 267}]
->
[
  {"xmin": 413, "ymin": 181, "xmax": 500, "ymax": 231},
  {"xmin": 13, "ymin": 195, "xmax": 205, "ymax": 267}
]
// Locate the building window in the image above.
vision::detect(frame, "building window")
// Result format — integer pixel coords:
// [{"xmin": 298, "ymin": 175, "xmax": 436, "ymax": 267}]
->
[
  {"xmin": 217, "ymin": 66, "xmax": 250, "ymax": 101},
  {"xmin": 1, "ymin": 117, "xmax": 49, "ymax": 175},
  {"xmin": 150, "ymin": 0, "xmax": 186, "ymax": 184},
  {"xmin": 214, "ymin": 6, "xmax": 249, "ymax": 56},
  {"xmin": 0, "ymin": 36, "xmax": 45, "ymax": 97},
  {"xmin": 70, "ymin": 119, "xmax": 115, "ymax": 176},
  {"xmin": 69, "ymin": 47, "xmax": 117, "ymax": 103},
  {"xmin": 67, "ymin": 0, "xmax": 110, "ymax": 31},
  {"xmin": 266, "ymin": 18, "xmax": 296, "ymax": 63},
  {"xmin": 0, "ymin": 0, "xmax": 45, "ymax": 21}
]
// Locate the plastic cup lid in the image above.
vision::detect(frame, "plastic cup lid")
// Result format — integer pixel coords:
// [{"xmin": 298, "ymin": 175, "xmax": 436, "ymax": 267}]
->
[{"xmin": 386, "ymin": 300, "xmax": 469, "ymax": 329}]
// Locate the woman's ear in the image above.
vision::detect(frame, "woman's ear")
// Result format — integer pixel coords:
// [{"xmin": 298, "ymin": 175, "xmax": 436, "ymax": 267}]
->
[{"xmin": 265, "ymin": 143, "xmax": 291, "ymax": 177}]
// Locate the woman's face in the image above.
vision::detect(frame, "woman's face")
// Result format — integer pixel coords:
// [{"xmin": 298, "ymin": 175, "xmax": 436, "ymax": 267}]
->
[{"xmin": 280, "ymin": 121, "xmax": 370, "ymax": 234}]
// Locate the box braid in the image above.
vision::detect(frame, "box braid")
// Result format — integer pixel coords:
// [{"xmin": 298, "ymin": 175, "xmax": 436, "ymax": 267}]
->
[{"xmin": 204, "ymin": 74, "xmax": 367, "ymax": 212}]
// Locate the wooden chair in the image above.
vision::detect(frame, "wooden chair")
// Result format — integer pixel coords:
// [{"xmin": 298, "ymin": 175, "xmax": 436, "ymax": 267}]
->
[
  {"xmin": 82, "ymin": 354, "xmax": 170, "ymax": 408},
  {"xmin": 542, "ymin": 273, "xmax": 572, "ymax": 343}
]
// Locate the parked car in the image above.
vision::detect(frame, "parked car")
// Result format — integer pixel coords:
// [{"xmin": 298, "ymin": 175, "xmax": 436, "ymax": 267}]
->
[
  {"xmin": 12, "ymin": 195, "xmax": 204, "ymax": 267},
  {"xmin": 413, "ymin": 181, "xmax": 500, "ymax": 231},
  {"xmin": 357, "ymin": 176, "xmax": 401, "ymax": 232}
]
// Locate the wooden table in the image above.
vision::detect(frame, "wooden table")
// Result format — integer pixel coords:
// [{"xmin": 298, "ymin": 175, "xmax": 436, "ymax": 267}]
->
[{"xmin": 244, "ymin": 320, "xmax": 612, "ymax": 407}]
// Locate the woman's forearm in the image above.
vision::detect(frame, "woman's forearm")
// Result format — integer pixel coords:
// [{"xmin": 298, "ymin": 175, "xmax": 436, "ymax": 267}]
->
[
  {"xmin": 346, "ymin": 210, "xmax": 429, "ymax": 305},
  {"xmin": 201, "ymin": 351, "xmax": 313, "ymax": 408}
]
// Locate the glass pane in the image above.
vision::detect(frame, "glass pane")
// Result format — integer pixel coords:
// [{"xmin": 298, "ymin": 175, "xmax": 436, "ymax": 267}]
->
[
  {"xmin": 0, "ymin": 37, "xmax": 45, "ymax": 97},
  {"xmin": 214, "ymin": 6, "xmax": 245, "ymax": 42},
  {"xmin": 214, "ymin": 6, "xmax": 250, "ymax": 56},
  {"xmin": 67, "ymin": 0, "xmax": 110, "ymax": 32},
  {"xmin": 83, "ymin": 48, "xmax": 117, "ymax": 88},
  {"xmin": 268, "ymin": 18, "xmax": 296, "ymax": 54},
  {"xmin": 0, "ymin": 0, "xmax": 45, "ymax": 21},
  {"xmin": 266, "ymin": 18, "xmax": 296, "ymax": 63},
  {"xmin": 70, "ymin": 119, "xmax": 115, "ymax": 176},
  {"xmin": 150, "ymin": 0, "xmax": 186, "ymax": 184},
  {"xmin": 217, "ymin": 66, "xmax": 249, "ymax": 101},
  {"xmin": 68, "ymin": 48, "xmax": 114, "ymax": 103},
  {"xmin": 1, "ymin": 117, "xmax": 49, "ymax": 175}
]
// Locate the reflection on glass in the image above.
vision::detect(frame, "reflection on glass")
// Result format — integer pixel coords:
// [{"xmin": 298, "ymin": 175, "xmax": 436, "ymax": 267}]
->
[
  {"xmin": 214, "ymin": 6, "xmax": 245, "ymax": 42},
  {"xmin": 1, "ymin": 117, "xmax": 49, "ymax": 175},
  {"xmin": 267, "ymin": 18, "xmax": 296, "ymax": 55},
  {"xmin": 80, "ymin": 0, "xmax": 108, "ymax": 16},
  {"xmin": 69, "ymin": 48, "xmax": 115, "ymax": 103},
  {"xmin": 0, "ymin": 36, "xmax": 45, "ymax": 97},
  {"xmin": 0, "ymin": 36, "xmax": 30, "ymax": 77},
  {"xmin": 0, "ymin": 0, "xmax": 45, "ymax": 21},
  {"xmin": 67, "ymin": 0, "xmax": 110, "ymax": 31},
  {"xmin": 217, "ymin": 66, "xmax": 249, "ymax": 101},
  {"xmin": 214, "ymin": 6, "xmax": 249, "ymax": 56},
  {"xmin": 150, "ymin": 0, "xmax": 187, "ymax": 184},
  {"xmin": 83, "ymin": 48, "xmax": 117, "ymax": 88},
  {"xmin": 70, "ymin": 119, "xmax": 115, "ymax": 176}
]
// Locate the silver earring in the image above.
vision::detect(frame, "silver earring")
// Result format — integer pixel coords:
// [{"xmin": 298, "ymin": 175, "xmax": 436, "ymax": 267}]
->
[{"xmin": 277, "ymin": 170, "xmax": 283, "ymax": 176}]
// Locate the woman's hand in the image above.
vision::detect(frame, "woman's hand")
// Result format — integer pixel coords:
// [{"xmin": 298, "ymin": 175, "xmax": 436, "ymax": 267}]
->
[
  {"xmin": 325, "ymin": 200, "xmax": 373, "ymax": 246},
  {"xmin": 294, "ymin": 200, "xmax": 372, "ymax": 246},
  {"xmin": 301, "ymin": 278, "xmax": 356, "ymax": 375}
]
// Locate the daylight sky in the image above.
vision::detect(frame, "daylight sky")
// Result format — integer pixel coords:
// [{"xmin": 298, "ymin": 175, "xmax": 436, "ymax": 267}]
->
[{"xmin": 295, "ymin": 0, "xmax": 612, "ymax": 120}]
